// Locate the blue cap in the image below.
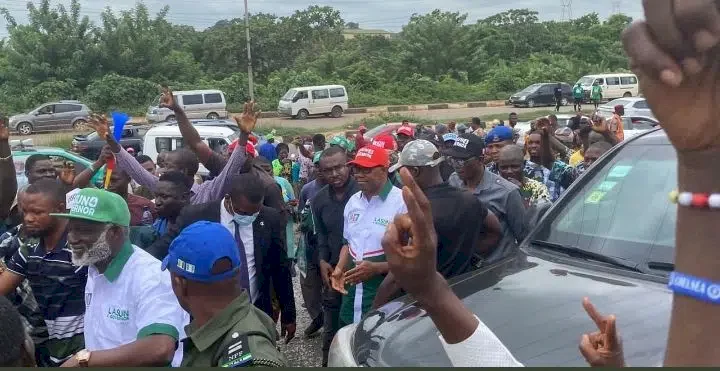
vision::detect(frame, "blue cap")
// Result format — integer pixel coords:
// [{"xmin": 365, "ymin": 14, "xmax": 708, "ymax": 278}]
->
[
  {"xmin": 161, "ymin": 221, "xmax": 241, "ymax": 283},
  {"xmin": 442, "ymin": 133, "xmax": 458, "ymax": 142},
  {"xmin": 484, "ymin": 126, "xmax": 514, "ymax": 145}
]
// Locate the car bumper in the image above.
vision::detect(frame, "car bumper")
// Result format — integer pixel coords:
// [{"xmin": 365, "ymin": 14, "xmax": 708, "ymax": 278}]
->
[
  {"xmin": 328, "ymin": 323, "xmax": 359, "ymax": 367},
  {"xmin": 277, "ymin": 107, "xmax": 292, "ymax": 116},
  {"xmin": 9, "ymin": 121, "xmax": 19, "ymax": 130},
  {"xmin": 508, "ymin": 98, "xmax": 527, "ymax": 106}
]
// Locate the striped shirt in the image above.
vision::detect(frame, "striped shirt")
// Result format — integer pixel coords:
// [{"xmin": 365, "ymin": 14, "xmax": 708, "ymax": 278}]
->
[{"xmin": 6, "ymin": 231, "xmax": 87, "ymax": 365}]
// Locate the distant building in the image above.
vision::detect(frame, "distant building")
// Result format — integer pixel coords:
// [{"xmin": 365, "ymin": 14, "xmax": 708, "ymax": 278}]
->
[{"xmin": 342, "ymin": 28, "xmax": 394, "ymax": 40}]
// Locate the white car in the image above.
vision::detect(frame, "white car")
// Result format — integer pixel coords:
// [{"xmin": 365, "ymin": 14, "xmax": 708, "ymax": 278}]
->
[{"xmin": 598, "ymin": 98, "xmax": 655, "ymax": 120}]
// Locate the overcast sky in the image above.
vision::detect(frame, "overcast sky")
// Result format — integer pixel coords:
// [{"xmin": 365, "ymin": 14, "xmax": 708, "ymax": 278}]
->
[{"xmin": 0, "ymin": 0, "xmax": 643, "ymax": 38}]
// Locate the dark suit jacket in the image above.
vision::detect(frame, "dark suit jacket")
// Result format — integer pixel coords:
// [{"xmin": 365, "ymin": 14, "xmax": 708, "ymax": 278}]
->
[{"xmin": 147, "ymin": 202, "xmax": 296, "ymax": 325}]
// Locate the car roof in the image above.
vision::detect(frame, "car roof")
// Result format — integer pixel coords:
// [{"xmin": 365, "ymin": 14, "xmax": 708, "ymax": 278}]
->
[
  {"xmin": 625, "ymin": 127, "xmax": 669, "ymax": 145},
  {"xmin": 145, "ymin": 124, "xmax": 236, "ymax": 137},
  {"xmin": 580, "ymin": 73, "xmax": 637, "ymax": 78},
  {"xmin": 291, "ymin": 85, "xmax": 345, "ymax": 90},
  {"xmin": 170, "ymin": 90, "xmax": 224, "ymax": 95}
]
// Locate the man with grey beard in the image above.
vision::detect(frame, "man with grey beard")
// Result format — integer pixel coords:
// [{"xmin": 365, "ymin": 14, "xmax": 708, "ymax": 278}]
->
[
  {"xmin": 0, "ymin": 178, "xmax": 87, "ymax": 366},
  {"xmin": 54, "ymin": 188, "xmax": 189, "ymax": 367}
]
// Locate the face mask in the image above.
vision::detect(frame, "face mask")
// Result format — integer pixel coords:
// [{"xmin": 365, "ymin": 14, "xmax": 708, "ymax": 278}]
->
[
  {"xmin": 228, "ymin": 197, "xmax": 259, "ymax": 226},
  {"xmin": 233, "ymin": 213, "xmax": 258, "ymax": 226},
  {"xmin": 304, "ymin": 144, "xmax": 312, "ymax": 151}
]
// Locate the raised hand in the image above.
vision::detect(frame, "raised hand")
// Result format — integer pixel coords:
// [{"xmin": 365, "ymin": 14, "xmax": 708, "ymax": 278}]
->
[
  {"xmin": 622, "ymin": 1, "xmax": 720, "ymax": 152},
  {"xmin": 381, "ymin": 168, "xmax": 438, "ymax": 300},
  {"xmin": 88, "ymin": 114, "xmax": 110, "ymax": 140},
  {"xmin": 233, "ymin": 101, "xmax": 261, "ymax": 134},
  {"xmin": 59, "ymin": 162, "xmax": 75, "ymax": 185},
  {"xmin": 159, "ymin": 87, "xmax": 180, "ymax": 111},
  {"xmin": 579, "ymin": 297, "xmax": 624, "ymax": 367}
]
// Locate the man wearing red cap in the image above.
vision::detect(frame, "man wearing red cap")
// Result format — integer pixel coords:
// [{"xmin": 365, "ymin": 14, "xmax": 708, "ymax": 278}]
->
[
  {"xmin": 607, "ymin": 105, "xmax": 625, "ymax": 142},
  {"xmin": 329, "ymin": 145, "xmax": 407, "ymax": 328},
  {"xmin": 395, "ymin": 125, "xmax": 414, "ymax": 152},
  {"xmin": 372, "ymin": 134, "xmax": 403, "ymax": 187},
  {"xmin": 355, "ymin": 125, "xmax": 367, "ymax": 151}
]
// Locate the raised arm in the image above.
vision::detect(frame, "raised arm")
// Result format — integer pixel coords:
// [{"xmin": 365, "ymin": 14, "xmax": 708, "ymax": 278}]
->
[
  {"xmin": 0, "ymin": 117, "xmax": 16, "ymax": 220},
  {"xmin": 90, "ymin": 114, "xmax": 160, "ymax": 191},
  {"xmin": 159, "ymin": 88, "xmax": 214, "ymax": 164},
  {"xmin": 189, "ymin": 102, "xmax": 258, "ymax": 203},
  {"xmin": 73, "ymin": 146, "xmax": 110, "ymax": 189},
  {"xmin": 622, "ymin": 2, "xmax": 720, "ymax": 365}
]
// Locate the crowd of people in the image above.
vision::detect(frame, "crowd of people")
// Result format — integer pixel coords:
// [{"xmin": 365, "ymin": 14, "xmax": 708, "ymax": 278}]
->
[{"xmin": 1, "ymin": 1, "xmax": 720, "ymax": 366}]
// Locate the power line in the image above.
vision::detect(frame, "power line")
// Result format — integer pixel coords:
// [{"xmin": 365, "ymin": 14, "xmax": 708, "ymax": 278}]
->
[{"xmin": 560, "ymin": 0, "xmax": 573, "ymax": 21}]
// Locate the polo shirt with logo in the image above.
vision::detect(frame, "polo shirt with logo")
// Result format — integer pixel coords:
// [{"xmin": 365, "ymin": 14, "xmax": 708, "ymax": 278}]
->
[
  {"xmin": 340, "ymin": 181, "xmax": 407, "ymax": 325},
  {"xmin": 6, "ymin": 231, "xmax": 86, "ymax": 366},
  {"xmin": 83, "ymin": 242, "xmax": 189, "ymax": 366}
]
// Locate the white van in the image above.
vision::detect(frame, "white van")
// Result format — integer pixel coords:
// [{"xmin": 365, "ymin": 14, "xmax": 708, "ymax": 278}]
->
[
  {"xmin": 146, "ymin": 90, "xmax": 228, "ymax": 123},
  {"xmin": 277, "ymin": 85, "xmax": 348, "ymax": 120},
  {"xmin": 575, "ymin": 73, "xmax": 639, "ymax": 101},
  {"xmin": 143, "ymin": 124, "xmax": 238, "ymax": 177}
]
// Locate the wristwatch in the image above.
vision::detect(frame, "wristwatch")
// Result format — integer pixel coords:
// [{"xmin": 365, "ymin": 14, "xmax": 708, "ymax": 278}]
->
[{"xmin": 75, "ymin": 349, "xmax": 91, "ymax": 367}]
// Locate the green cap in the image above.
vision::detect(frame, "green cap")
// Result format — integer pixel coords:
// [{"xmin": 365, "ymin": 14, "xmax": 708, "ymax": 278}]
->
[
  {"xmin": 313, "ymin": 150, "xmax": 324, "ymax": 164},
  {"xmin": 329, "ymin": 136, "xmax": 350, "ymax": 150},
  {"xmin": 51, "ymin": 188, "xmax": 131, "ymax": 227}
]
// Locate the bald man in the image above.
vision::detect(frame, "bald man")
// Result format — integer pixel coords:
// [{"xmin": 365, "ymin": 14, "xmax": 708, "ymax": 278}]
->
[{"xmin": 497, "ymin": 145, "xmax": 550, "ymax": 207}]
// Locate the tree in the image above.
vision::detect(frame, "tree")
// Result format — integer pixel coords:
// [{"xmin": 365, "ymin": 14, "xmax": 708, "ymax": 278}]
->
[{"xmin": 346, "ymin": 22, "xmax": 359, "ymax": 29}]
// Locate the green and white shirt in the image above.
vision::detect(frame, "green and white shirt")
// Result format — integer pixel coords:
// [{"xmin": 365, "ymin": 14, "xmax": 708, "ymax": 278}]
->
[
  {"xmin": 341, "ymin": 181, "xmax": 407, "ymax": 325},
  {"xmin": 83, "ymin": 242, "xmax": 189, "ymax": 366}
]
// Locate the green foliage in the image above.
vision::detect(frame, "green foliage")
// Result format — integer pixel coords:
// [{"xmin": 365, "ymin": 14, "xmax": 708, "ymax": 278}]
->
[{"xmin": 0, "ymin": 1, "xmax": 633, "ymax": 116}]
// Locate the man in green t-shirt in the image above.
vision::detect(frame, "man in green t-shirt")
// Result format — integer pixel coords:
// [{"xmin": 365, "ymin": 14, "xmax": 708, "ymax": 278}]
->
[
  {"xmin": 590, "ymin": 81, "xmax": 603, "ymax": 109},
  {"xmin": 573, "ymin": 82, "xmax": 585, "ymax": 111}
]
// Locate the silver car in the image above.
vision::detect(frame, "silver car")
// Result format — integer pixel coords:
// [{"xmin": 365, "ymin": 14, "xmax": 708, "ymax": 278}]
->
[{"xmin": 9, "ymin": 100, "xmax": 91, "ymax": 135}]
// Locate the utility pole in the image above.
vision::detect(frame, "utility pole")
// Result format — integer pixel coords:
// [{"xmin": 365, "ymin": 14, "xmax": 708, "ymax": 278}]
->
[
  {"xmin": 611, "ymin": 1, "xmax": 621, "ymax": 15},
  {"xmin": 561, "ymin": 0, "xmax": 573, "ymax": 21},
  {"xmin": 244, "ymin": 0, "xmax": 255, "ymax": 101}
]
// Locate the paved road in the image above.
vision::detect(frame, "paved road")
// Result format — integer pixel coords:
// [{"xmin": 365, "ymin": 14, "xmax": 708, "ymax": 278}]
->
[{"xmin": 256, "ymin": 105, "xmax": 574, "ymax": 130}]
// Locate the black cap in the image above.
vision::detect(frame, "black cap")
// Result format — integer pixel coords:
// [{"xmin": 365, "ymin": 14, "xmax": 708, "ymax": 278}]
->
[{"xmin": 443, "ymin": 133, "xmax": 484, "ymax": 159}]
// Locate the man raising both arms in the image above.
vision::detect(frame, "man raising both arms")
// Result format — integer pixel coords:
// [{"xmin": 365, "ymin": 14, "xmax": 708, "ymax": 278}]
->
[{"xmin": 57, "ymin": 188, "xmax": 188, "ymax": 367}]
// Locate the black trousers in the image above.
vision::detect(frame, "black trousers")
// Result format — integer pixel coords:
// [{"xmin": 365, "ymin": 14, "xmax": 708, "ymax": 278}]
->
[
  {"xmin": 321, "ymin": 287, "xmax": 343, "ymax": 367},
  {"xmin": 300, "ymin": 238, "xmax": 323, "ymax": 321}
]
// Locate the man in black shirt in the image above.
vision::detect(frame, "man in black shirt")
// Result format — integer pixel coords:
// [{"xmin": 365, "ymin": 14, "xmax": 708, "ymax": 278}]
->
[
  {"xmin": 372, "ymin": 140, "xmax": 501, "ymax": 308},
  {"xmin": 310, "ymin": 146, "xmax": 360, "ymax": 367}
]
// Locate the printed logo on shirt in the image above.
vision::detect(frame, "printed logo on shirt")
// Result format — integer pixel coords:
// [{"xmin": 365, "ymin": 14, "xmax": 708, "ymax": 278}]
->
[
  {"xmin": 349, "ymin": 213, "xmax": 360, "ymax": 223},
  {"xmin": 373, "ymin": 217, "xmax": 389, "ymax": 227},
  {"xmin": 106, "ymin": 305, "xmax": 130, "ymax": 321}
]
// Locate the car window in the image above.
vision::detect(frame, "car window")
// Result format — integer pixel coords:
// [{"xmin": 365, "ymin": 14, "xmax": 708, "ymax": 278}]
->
[
  {"xmin": 207, "ymin": 138, "xmax": 228, "ymax": 153},
  {"xmin": 204, "ymin": 93, "xmax": 223, "ymax": 104},
  {"xmin": 595, "ymin": 78, "xmax": 605, "ymax": 85},
  {"xmin": 296, "ymin": 90, "xmax": 308, "ymax": 100},
  {"xmin": 620, "ymin": 76, "xmax": 638, "ymax": 85},
  {"xmin": 156, "ymin": 138, "xmax": 173, "ymax": 153},
  {"xmin": 182, "ymin": 94, "xmax": 203, "ymax": 105},
  {"xmin": 37, "ymin": 105, "xmax": 54, "ymax": 114},
  {"xmin": 532, "ymin": 143, "xmax": 676, "ymax": 267},
  {"xmin": 633, "ymin": 100, "xmax": 649, "ymax": 109},
  {"xmin": 329, "ymin": 88, "xmax": 346, "ymax": 98},
  {"xmin": 631, "ymin": 120, "xmax": 656, "ymax": 130},
  {"xmin": 55, "ymin": 104, "xmax": 82, "ymax": 113},
  {"xmin": 121, "ymin": 129, "xmax": 135, "ymax": 138},
  {"xmin": 606, "ymin": 77, "xmax": 620, "ymax": 86},
  {"xmin": 312, "ymin": 89, "xmax": 329, "ymax": 99},
  {"xmin": 176, "ymin": 138, "xmax": 185, "ymax": 149}
]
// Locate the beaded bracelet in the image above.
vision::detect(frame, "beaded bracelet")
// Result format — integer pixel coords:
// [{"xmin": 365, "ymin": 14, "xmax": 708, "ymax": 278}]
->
[{"xmin": 669, "ymin": 190, "xmax": 720, "ymax": 208}]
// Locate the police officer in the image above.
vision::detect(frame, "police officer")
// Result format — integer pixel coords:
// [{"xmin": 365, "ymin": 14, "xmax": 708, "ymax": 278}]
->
[{"xmin": 162, "ymin": 221, "xmax": 287, "ymax": 367}]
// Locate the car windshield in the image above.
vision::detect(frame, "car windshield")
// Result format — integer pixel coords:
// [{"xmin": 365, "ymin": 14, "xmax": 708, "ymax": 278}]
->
[
  {"xmin": 530, "ymin": 142, "xmax": 677, "ymax": 270},
  {"xmin": 578, "ymin": 76, "xmax": 595, "ymax": 86},
  {"xmin": 281, "ymin": 89, "xmax": 297, "ymax": 101},
  {"xmin": 604, "ymin": 99, "xmax": 630, "ymax": 108}
]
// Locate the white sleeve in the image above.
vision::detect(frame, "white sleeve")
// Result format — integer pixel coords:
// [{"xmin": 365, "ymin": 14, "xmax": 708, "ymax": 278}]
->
[
  {"xmin": 439, "ymin": 316, "xmax": 524, "ymax": 367},
  {"xmin": 135, "ymin": 268, "xmax": 190, "ymax": 366}
]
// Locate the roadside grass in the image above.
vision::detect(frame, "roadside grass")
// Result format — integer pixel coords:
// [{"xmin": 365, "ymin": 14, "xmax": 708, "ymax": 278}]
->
[{"xmin": 16, "ymin": 131, "xmax": 76, "ymax": 150}]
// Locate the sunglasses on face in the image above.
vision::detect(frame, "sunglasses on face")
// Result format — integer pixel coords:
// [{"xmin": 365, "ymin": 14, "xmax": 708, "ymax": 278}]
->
[{"xmin": 448, "ymin": 157, "xmax": 479, "ymax": 168}]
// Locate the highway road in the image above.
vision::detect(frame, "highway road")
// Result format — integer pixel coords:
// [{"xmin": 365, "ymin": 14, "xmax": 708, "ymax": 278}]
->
[{"xmin": 254, "ymin": 105, "xmax": 574, "ymax": 130}]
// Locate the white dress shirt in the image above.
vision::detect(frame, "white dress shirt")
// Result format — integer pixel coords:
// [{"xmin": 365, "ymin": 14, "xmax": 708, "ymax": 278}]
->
[
  {"xmin": 220, "ymin": 203, "xmax": 258, "ymax": 303},
  {"xmin": 439, "ymin": 315, "xmax": 523, "ymax": 367}
]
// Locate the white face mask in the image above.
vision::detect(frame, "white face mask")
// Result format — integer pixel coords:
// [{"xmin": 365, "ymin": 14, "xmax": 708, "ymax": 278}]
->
[{"xmin": 70, "ymin": 228, "xmax": 112, "ymax": 267}]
